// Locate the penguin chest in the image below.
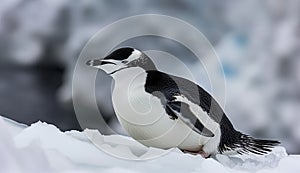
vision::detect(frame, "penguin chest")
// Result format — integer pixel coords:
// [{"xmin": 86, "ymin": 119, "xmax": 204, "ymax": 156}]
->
[
  {"xmin": 112, "ymin": 80, "xmax": 168, "ymax": 139},
  {"xmin": 111, "ymin": 82, "xmax": 208, "ymax": 150}
]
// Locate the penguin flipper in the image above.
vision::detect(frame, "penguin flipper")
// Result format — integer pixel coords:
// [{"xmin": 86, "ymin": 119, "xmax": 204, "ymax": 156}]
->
[{"xmin": 165, "ymin": 101, "xmax": 214, "ymax": 138}]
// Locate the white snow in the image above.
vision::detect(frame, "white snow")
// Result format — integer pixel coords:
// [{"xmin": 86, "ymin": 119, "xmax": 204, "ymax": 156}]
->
[{"xmin": 1, "ymin": 116, "xmax": 300, "ymax": 173}]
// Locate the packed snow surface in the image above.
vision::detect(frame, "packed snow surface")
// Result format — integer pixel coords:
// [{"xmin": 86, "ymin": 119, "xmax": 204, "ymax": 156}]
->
[{"xmin": 0, "ymin": 116, "xmax": 299, "ymax": 173}]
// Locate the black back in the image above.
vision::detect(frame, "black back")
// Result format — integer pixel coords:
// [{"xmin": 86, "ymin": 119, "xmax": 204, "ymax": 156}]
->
[
  {"xmin": 144, "ymin": 70, "xmax": 238, "ymax": 152},
  {"xmin": 145, "ymin": 71, "xmax": 226, "ymax": 123}
]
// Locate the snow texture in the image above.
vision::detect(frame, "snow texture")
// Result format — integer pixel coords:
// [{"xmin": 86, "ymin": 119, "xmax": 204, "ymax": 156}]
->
[{"xmin": 1, "ymin": 116, "xmax": 300, "ymax": 173}]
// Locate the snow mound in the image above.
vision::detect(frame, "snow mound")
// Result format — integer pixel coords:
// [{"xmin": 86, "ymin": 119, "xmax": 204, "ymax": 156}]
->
[
  {"xmin": 1, "ymin": 116, "xmax": 299, "ymax": 173},
  {"xmin": 215, "ymin": 147, "xmax": 287, "ymax": 171}
]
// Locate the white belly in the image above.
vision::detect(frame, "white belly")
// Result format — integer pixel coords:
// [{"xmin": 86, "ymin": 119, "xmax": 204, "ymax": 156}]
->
[{"xmin": 111, "ymin": 68, "xmax": 220, "ymax": 152}]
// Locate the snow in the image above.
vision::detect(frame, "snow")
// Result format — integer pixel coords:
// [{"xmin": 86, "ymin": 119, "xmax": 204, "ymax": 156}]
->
[{"xmin": 1, "ymin": 116, "xmax": 300, "ymax": 173}]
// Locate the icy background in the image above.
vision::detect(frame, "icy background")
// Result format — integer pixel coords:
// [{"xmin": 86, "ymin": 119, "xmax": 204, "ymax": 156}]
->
[
  {"xmin": 0, "ymin": 0, "xmax": 300, "ymax": 155},
  {"xmin": 2, "ymin": 116, "xmax": 300, "ymax": 173}
]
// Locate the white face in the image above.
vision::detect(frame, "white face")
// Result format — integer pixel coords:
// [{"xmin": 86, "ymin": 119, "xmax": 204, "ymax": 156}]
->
[
  {"xmin": 92, "ymin": 59, "xmax": 127, "ymax": 74},
  {"xmin": 86, "ymin": 49, "xmax": 142, "ymax": 75},
  {"xmin": 126, "ymin": 49, "xmax": 142, "ymax": 62}
]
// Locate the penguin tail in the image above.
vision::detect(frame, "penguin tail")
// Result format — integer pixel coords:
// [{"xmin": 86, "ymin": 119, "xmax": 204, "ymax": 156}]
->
[{"xmin": 235, "ymin": 132, "xmax": 280, "ymax": 155}]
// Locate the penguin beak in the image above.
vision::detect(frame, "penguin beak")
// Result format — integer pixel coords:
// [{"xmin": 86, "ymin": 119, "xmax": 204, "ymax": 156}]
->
[
  {"xmin": 86, "ymin": 59, "xmax": 116, "ymax": 67},
  {"xmin": 86, "ymin": 59, "xmax": 126, "ymax": 75}
]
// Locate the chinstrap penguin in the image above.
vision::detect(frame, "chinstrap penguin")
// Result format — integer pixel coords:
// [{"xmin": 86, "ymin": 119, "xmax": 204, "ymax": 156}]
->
[{"xmin": 86, "ymin": 47, "xmax": 280, "ymax": 158}]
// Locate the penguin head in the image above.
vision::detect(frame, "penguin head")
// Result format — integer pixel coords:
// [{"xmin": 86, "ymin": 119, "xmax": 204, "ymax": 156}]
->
[{"xmin": 86, "ymin": 47, "xmax": 156, "ymax": 75}]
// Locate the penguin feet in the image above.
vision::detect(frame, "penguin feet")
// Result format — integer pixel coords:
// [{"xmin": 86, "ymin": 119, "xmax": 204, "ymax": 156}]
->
[
  {"xmin": 198, "ymin": 150, "xmax": 211, "ymax": 158},
  {"xmin": 180, "ymin": 149, "xmax": 211, "ymax": 158}
]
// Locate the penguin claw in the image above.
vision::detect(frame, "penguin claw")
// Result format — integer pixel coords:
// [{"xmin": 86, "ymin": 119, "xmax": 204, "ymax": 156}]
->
[
  {"xmin": 180, "ymin": 149, "xmax": 211, "ymax": 158},
  {"xmin": 198, "ymin": 151, "xmax": 211, "ymax": 158}
]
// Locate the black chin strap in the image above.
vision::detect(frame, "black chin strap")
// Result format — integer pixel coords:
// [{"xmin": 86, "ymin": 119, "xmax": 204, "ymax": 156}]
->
[{"xmin": 109, "ymin": 66, "xmax": 129, "ymax": 75}]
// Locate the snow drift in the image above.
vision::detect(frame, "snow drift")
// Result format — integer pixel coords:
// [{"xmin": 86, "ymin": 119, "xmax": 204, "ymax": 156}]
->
[{"xmin": 0, "ymin": 116, "xmax": 299, "ymax": 173}]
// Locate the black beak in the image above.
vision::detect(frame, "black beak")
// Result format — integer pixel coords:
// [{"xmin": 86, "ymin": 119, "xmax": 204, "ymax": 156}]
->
[{"xmin": 86, "ymin": 59, "xmax": 116, "ymax": 66}]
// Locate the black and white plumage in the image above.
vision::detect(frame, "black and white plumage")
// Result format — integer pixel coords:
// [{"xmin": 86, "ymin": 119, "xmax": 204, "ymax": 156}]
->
[{"xmin": 86, "ymin": 47, "xmax": 280, "ymax": 157}]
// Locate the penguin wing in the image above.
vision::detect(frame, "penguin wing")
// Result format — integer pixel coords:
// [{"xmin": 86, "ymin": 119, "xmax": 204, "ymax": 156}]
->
[
  {"xmin": 145, "ymin": 71, "xmax": 225, "ymax": 124},
  {"xmin": 165, "ymin": 100, "xmax": 214, "ymax": 137}
]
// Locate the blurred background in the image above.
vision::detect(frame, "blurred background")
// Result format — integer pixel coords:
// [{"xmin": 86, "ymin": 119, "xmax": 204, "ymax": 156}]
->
[{"xmin": 0, "ymin": 0, "xmax": 299, "ymax": 154}]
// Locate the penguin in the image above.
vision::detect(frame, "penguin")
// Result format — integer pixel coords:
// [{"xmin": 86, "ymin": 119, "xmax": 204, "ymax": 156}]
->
[{"xmin": 86, "ymin": 47, "xmax": 280, "ymax": 158}]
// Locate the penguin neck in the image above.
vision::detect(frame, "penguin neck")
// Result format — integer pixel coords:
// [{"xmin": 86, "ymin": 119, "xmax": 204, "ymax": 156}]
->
[{"xmin": 111, "ymin": 67, "xmax": 148, "ymax": 90}]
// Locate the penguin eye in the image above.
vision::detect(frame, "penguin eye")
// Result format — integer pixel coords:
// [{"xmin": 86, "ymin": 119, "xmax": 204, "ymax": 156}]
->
[{"xmin": 121, "ymin": 60, "xmax": 128, "ymax": 64}]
